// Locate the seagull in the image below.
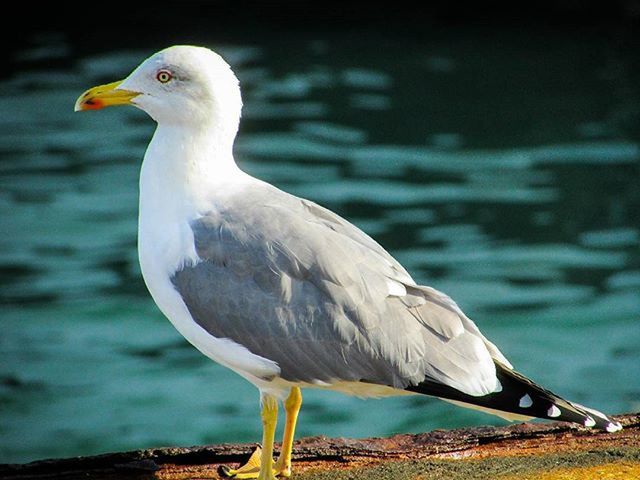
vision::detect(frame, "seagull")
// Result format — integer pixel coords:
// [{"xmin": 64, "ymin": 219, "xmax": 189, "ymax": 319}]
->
[{"xmin": 75, "ymin": 45, "xmax": 621, "ymax": 480}]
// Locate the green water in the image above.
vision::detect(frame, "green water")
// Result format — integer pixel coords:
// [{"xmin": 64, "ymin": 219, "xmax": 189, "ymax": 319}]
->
[{"xmin": 1, "ymin": 27, "xmax": 639, "ymax": 463}]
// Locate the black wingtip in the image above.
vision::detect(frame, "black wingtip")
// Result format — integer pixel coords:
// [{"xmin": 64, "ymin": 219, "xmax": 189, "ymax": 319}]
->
[{"xmin": 407, "ymin": 362, "xmax": 622, "ymax": 432}]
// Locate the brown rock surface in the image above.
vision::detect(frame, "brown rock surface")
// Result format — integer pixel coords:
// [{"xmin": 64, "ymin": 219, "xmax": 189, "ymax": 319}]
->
[{"xmin": 1, "ymin": 413, "xmax": 638, "ymax": 480}]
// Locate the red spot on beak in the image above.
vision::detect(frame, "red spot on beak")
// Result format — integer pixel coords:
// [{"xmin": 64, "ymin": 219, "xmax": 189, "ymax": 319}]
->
[{"xmin": 82, "ymin": 98, "xmax": 105, "ymax": 110}]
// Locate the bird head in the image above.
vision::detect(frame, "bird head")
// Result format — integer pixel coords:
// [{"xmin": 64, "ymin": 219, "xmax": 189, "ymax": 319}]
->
[{"xmin": 75, "ymin": 45, "xmax": 243, "ymax": 129}]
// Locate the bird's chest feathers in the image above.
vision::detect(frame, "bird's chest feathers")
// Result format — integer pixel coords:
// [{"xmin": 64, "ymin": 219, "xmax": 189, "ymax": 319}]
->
[
  {"xmin": 137, "ymin": 162, "xmax": 203, "ymax": 285},
  {"xmin": 137, "ymin": 126, "xmax": 250, "ymax": 283},
  {"xmin": 139, "ymin": 211, "xmax": 198, "ymax": 280}
]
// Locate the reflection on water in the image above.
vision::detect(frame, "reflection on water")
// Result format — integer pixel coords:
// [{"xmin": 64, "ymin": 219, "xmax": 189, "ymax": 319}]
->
[{"xmin": 1, "ymin": 30, "xmax": 639, "ymax": 463}]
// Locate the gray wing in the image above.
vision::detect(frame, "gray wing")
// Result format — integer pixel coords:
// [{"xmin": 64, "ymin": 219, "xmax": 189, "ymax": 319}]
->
[{"xmin": 171, "ymin": 182, "xmax": 504, "ymax": 396}]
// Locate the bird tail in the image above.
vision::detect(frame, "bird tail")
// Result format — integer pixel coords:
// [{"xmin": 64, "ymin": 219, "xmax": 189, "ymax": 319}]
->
[{"xmin": 405, "ymin": 361, "xmax": 622, "ymax": 432}]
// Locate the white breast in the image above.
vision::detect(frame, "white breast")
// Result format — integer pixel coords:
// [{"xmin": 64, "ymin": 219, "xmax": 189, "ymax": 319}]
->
[{"xmin": 137, "ymin": 126, "xmax": 281, "ymax": 388}]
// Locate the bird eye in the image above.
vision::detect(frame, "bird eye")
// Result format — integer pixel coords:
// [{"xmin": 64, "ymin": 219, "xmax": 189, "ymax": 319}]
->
[{"xmin": 156, "ymin": 70, "xmax": 173, "ymax": 83}]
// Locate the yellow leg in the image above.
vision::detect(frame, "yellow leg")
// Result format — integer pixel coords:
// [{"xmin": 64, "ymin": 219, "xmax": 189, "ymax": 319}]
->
[
  {"xmin": 221, "ymin": 394, "xmax": 278, "ymax": 480},
  {"xmin": 274, "ymin": 387, "xmax": 302, "ymax": 477},
  {"xmin": 221, "ymin": 388, "xmax": 302, "ymax": 479},
  {"xmin": 257, "ymin": 394, "xmax": 278, "ymax": 480}
]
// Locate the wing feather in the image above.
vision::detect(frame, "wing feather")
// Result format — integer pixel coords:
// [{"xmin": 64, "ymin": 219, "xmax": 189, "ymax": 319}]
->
[{"xmin": 171, "ymin": 183, "xmax": 502, "ymax": 395}]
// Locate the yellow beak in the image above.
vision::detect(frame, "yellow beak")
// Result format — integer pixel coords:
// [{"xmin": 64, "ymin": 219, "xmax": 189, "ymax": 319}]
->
[{"xmin": 74, "ymin": 80, "xmax": 140, "ymax": 111}]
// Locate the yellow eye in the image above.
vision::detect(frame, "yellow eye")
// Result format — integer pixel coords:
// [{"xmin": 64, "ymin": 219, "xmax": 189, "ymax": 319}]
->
[{"xmin": 156, "ymin": 70, "xmax": 173, "ymax": 83}]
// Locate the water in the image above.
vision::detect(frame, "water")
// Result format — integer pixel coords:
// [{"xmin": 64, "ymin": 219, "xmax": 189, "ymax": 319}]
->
[{"xmin": 2, "ymin": 26, "xmax": 639, "ymax": 464}]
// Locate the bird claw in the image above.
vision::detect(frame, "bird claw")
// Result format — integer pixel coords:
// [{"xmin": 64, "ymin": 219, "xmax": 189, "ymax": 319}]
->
[{"xmin": 219, "ymin": 446, "xmax": 285, "ymax": 479}]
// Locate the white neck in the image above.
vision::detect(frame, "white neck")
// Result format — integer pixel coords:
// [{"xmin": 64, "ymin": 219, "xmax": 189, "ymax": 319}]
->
[
  {"xmin": 148, "ymin": 122, "xmax": 241, "ymax": 183},
  {"xmin": 140, "ymin": 122, "xmax": 253, "ymax": 214},
  {"xmin": 137, "ymin": 121, "xmax": 252, "ymax": 277}
]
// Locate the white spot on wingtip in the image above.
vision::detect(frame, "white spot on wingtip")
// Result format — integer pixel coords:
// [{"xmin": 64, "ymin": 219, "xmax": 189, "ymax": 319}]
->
[
  {"xmin": 547, "ymin": 405, "xmax": 561, "ymax": 417},
  {"xmin": 519, "ymin": 394, "xmax": 533, "ymax": 408},
  {"xmin": 584, "ymin": 416, "xmax": 596, "ymax": 427},
  {"xmin": 606, "ymin": 422, "xmax": 623, "ymax": 433}
]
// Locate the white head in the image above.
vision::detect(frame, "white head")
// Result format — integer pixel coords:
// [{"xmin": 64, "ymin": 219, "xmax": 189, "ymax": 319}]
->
[{"xmin": 76, "ymin": 46, "xmax": 243, "ymax": 133}]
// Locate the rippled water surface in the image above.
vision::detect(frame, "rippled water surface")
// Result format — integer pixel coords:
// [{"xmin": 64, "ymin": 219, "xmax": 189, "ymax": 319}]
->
[{"xmin": 1, "ymin": 28, "xmax": 639, "ymax": 463}]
